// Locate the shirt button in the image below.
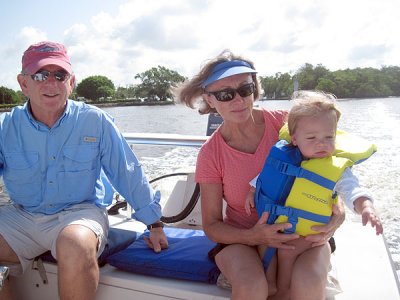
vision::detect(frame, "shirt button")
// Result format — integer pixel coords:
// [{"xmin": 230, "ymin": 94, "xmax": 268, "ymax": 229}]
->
[
  {"xmin": 51, "ymin": 156, "xmax": 56, "ymax": 160},
  {"xmin": 49, "ymin": 181, "xmax": 53, "ymax": 184}
]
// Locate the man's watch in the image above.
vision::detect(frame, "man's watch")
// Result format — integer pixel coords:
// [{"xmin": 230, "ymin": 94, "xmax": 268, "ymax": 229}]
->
[{"xmin": 146, "ymin": 221, "xmax": 164, "ymax": 230}]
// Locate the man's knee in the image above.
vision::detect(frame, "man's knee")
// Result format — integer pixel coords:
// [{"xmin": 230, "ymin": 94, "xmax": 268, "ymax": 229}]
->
[{"xmin": 56, "ymin": 226, "xmax": 98, "ymax": 266}]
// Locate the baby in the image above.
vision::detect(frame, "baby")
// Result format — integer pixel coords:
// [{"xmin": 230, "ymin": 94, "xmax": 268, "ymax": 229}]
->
[{"xmin": 245, "ymin": 90, "xmax": 383, "ymax": 299}]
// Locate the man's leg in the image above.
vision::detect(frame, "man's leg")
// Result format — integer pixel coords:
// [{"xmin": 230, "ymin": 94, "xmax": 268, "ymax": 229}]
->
[
  {"xmin": 0, "ymin": 234, "xmax": 20, "ymax": 300},
  {"xmin": 56, "ymin": 225, "xmax": 99, "ymax": 300}
]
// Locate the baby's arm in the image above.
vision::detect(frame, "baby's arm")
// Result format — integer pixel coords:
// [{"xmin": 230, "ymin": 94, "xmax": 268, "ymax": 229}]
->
[
  {"xmin": 244, "ymin": 175, "xmax": 258, "ymax": 216},
  {"xmin": 353, "ymin": 196, "xmax": 383, "ymax": 235},
  {"xmin": 244, "ymin": 186, "xmax": 256, "ymax": 216},
  {"xmin": 335, "ymin": 168, "xmax": 383, "ymax": 235}
]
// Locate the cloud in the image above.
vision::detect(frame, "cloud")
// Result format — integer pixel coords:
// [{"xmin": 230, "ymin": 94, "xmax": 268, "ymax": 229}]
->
[
  {"xmin": 0, "ymin": 27, "xmax": 49, "ymax": 90},
  {"xmin": 349, "ymin": 44, "xmax": 389, "ymax": 66},
  {"xmin": 1, "ymin": 0, "xmax": 400, "ymax": 91}
]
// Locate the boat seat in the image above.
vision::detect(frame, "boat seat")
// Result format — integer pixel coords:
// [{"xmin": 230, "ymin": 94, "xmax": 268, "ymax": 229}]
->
[
  {"xmin": 107, "ymin": 227, "xmax": 221, "ymax": 284},
  {"xmin": 36, "ymin": 227, "xmax": 137, "ymax": 267}
]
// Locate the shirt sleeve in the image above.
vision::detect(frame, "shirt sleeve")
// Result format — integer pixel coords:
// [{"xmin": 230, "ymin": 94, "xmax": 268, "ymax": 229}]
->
[
  {"xmin": 334, "ymin": 168, "xmax": 374, "ymax": 213},
  {"xmin": 99, "ymin": 114, "xmax": 161, "ymax": 225}
]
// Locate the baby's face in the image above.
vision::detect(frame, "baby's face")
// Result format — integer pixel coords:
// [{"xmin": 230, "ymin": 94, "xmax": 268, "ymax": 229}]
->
[{"xmin": 291, "ymin": 112, "xmax": 337, "ymax": 159}]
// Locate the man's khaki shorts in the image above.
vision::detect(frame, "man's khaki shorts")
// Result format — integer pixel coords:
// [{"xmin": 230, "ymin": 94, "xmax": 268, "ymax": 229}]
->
[{"xmin": 0, "ymin": 203, "xmax": 109, "ymax": 276}]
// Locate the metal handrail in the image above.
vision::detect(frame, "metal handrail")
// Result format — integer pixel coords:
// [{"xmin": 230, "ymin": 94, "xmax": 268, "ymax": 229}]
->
[
  {"xmin": 118, "ymin": 132, "xmax": 207, "ymax": 221},
  {"xmin": 123, "ymin": 132, "xmax": 208, "ymax": 147}
]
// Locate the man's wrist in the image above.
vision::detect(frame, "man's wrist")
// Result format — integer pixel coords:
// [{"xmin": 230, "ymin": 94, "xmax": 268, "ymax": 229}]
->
[{"xmin": 147, "ymin": 221, "xmax": 164, "ymax": 230}]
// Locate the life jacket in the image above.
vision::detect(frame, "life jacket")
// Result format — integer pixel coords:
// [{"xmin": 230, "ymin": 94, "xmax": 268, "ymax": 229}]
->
[
  {"xmin": 256, "ymin": 141, "xmax": 354, "ymax": 236},
  {"xmin": 254, "ymin": 126, "xmax": 376, "ymax": 268}
]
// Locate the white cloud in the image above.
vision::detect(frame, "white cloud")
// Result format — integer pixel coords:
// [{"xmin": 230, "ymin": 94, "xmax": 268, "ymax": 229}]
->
[{"xmin": 1, "ymin": 0, "xmax": 400, "ymax": 91}]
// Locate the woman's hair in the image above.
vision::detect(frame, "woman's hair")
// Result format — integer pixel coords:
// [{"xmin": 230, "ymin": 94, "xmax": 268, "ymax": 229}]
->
[
  {"xmin": 288, "ymin": 90, "xmax": 341, "ymax": 136},
  {"xmin": 173, "ymin": 49, "xmax": 261, "ymax": 114}
]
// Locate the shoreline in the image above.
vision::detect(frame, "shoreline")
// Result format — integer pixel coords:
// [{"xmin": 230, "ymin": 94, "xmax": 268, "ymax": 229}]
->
[{"xmin": 0, "ymin": 100, "xmax": 174, "ymax": 112}]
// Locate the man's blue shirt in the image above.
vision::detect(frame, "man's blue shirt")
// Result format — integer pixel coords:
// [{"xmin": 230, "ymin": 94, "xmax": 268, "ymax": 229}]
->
[{"xmin": 0, "ymin": 100, "xmax": 161, "ymax": 224}]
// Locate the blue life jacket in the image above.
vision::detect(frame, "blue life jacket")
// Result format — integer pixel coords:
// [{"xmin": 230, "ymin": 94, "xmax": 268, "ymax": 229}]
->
[{"xmin": 254, "ymin": 135, "xmax": 375, "ymax": 269}]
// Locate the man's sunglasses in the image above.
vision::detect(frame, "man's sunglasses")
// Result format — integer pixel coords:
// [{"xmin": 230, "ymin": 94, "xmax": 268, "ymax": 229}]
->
[
  {"xmin": 206, "ymin": 82, "xmax": 255, "ymax": 102},
  {"xmin": 25, "ymin": 70, "xmax": 70, "ymax": 82}
]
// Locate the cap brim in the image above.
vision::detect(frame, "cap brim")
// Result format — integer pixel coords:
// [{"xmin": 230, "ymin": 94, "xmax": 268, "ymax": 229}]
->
[{"xmin": 202, "ymin": 66, "xmax": 257, "ymax": 88}]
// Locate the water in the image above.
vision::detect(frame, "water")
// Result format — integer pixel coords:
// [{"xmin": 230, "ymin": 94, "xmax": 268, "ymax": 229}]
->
[{"xmin": 104, "ymin": 97, "xmax": 400, "ymax": 280}]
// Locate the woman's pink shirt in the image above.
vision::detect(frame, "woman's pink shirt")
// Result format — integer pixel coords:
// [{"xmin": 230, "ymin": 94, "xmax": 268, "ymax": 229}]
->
[{"xmin": 196, "ymin": 109, "xmax": 287, "ymax": 229}]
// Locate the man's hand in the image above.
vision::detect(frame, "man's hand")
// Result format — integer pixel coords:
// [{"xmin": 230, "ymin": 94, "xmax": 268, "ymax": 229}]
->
[{"xmin": 144, "ymin": 228, "xmax": 169, "ymax": 252}]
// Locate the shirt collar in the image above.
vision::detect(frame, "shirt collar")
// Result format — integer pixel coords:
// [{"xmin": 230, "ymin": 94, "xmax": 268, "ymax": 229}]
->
[{"xmin": 25, "ymin": 99, "xmax": 71, "ymax": 130}]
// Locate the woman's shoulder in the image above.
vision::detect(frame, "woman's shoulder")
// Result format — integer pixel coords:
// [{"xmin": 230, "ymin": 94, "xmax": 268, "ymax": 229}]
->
[
  {"xmin": 200, "ymin": 129, "xmax": 222, "ymax": 153},
  {"xmin": 259, "ymin": 107, "xmax": 288, "ymax": 119},
  {"xmin": 253, "ymin": 107, "xmax": 287, "ymax": 126}
]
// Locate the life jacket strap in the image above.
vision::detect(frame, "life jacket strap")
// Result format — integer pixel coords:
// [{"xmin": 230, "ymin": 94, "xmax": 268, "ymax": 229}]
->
[
  {"xmin": 267, "ymin": 158, "xmax": 336, "ymax": 190},
  {"xmin": 264, "ymin": 203, "xmax": 331, "ymax": 233},
  {"xmin": 261, "ymin": 203, "xmax": 331, "ymax": 270}
]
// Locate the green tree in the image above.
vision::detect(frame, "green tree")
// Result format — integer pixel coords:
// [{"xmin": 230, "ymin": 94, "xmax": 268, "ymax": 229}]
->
[
  {"xmin": 296, "ymin": 63, "xmax": 330, "ymax": 91},
  {"xmin": 134, "ymin": 66, "xmax": 185, "ymax": 101},
  {"xmin": 381, "ymin": 66, "xmax": 400, "ymax": 95},
  {"xmin": 76, "ymin": 75, "xmax": 115, "ymax": 101},
  {"xmin": 115, "ymin": 85, "xmax": 138, "ymax": 100},
  {"xmin": 315, "ymin": 78, "xmax": 337, "ymax": 94},
  {"xmin": 260, "ymin": 72, "xmax": 293, "ymax": 99},
  {"xmin": 296, "ymin": 63, "xmax": 316, "ymax": 90},
  {"xmin": 16, "ymin": 91, "xmax": 26, "ymax": 102},
  {"xmin": 0, "ymin": 86, "xmax": 19, "ymax": 104}
]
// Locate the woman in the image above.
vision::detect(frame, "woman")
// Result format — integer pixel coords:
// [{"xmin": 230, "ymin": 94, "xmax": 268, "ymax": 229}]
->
[{"xmin": 175, "ymin": 50, "xmax": 344, "ymax": 300}]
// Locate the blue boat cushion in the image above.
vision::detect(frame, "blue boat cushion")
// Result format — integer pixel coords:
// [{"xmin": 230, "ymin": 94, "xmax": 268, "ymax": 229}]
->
[
  {"xmin": 38, "ymin": 227, "xmax": 138, "ymax": 267},
  {"xmin": 107, "ymin": 227, "xmax": 221, "ymax": 284}
]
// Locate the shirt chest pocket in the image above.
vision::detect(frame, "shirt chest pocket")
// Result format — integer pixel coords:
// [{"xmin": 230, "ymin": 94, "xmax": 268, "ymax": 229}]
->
[
  {"xmin": 3, "ymin": 152, "xmax": 42, "ymax": 204},
  {"xmin": 62, "ymin": 145, "xmax": 99, "ymax": 171},
  {"xmin": 58, "ymin": 145, "xmax": 100, "ymax": 202}
]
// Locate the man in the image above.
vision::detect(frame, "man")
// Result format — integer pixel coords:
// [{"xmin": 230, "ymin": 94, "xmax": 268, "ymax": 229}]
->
[{"xmin": 0, "ymin": 41, "xmax": 168, "ymax": 299}]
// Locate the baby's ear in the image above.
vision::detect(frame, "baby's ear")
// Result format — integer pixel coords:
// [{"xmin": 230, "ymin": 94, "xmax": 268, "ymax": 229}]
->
[{"xmin": 291, "ymin": 135, "xmax": 297, "ymax": 146}]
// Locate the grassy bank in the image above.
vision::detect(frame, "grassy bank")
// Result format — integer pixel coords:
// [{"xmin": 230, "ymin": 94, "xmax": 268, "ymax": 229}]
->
[{"xmin": 0, "ymin": 100, "xmax": 174, "ymax": 112}]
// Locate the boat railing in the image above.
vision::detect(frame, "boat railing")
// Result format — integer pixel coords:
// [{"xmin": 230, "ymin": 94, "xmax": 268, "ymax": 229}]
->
[
  {"xmin": 120, "ymin": 132, "xmax": 207, "ymax": 222},
  {"xmin": 123, "ymin": 132, "xmax": 208, "ymax": 148}
]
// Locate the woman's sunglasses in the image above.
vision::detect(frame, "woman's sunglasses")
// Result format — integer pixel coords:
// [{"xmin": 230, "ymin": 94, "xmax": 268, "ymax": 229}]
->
[
  {"xmin": 206, "ymin": 82, "xmax": 256, "ymax": 102},
  {"xmin": 25, "ymin": 70, "xmax": 70, "ymax": 82}
]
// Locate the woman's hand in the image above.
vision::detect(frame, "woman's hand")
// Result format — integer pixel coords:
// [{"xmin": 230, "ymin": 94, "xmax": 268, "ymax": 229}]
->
[
  {"xmin": 305, "ymin": 200, "xmax": 345, "ymax": 247},
  {"xmin": 250, "ymin": 212, "xmax": 300, "ymax": 249}
]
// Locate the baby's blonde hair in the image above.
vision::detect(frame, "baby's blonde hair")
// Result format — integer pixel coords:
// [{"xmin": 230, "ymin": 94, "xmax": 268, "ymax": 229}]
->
[{"xmin": 288, "ymin": 90, "xmax": 341, "ymax": 136}]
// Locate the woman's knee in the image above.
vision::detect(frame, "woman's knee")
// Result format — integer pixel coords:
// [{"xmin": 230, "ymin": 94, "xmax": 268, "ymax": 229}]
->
[
  {"xmin": 215, "ymin": 244, "xmax": 269, "ymax": 299},
  {"xmin": 232, "ymin": 274, "xmax": 268, "ymax": 299}
]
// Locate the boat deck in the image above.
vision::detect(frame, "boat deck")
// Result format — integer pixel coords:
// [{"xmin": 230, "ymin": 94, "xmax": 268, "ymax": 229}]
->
[{"xmin": 11, "ymin": 215, "xmax": 400, "ymax": 300}]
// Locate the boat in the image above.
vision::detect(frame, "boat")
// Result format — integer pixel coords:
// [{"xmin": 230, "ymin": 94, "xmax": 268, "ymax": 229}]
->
[{"xmin": 2, "ymin": 129, "xmax": 400, "ymax": 300}]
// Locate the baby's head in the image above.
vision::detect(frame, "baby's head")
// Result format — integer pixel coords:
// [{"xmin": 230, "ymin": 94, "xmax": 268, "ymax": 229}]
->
[{"xmin": 288, "ymin": 90, "xmax": 341, "ymax": 159}]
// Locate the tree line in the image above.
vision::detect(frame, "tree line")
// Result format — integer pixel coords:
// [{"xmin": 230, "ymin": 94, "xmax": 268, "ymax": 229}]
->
[
  {"xmin": 261, "ymin": 64, "xmax": 400, "ymax": 99},
  {"xmin": 1, "ymin": 63, "xmax": 400, "ymax": 108}
]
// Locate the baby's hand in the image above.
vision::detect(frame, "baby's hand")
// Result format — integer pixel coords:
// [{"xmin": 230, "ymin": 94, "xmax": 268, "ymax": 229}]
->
[
  {"xmin": 361, "ymin": 206, "xmax": 383, "ymax": 235},
  {"xmin": 244, "ymin": 186, "xmax": 256, "ymax": 216}
]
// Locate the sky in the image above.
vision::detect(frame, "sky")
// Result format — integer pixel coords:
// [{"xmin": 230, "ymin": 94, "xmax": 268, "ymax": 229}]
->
[{"xmin": 1, "ymin": 0, "xmax": 399, "ymax": 91}]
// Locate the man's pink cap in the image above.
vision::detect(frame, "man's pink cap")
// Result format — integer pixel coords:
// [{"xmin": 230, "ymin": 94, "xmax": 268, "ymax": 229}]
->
[{"xmin": 22, "ymin": 41, "xmax": 72, "ymax": 75}]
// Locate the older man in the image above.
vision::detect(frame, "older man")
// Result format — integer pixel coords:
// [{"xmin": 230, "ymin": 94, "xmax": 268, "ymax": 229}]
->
[{"xmin": 0, "ymin": 41, "xmax": 168, "ymax": 299}]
